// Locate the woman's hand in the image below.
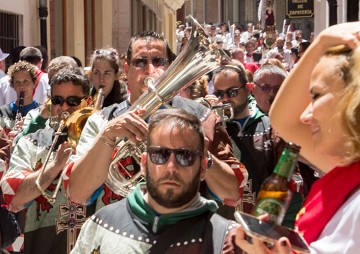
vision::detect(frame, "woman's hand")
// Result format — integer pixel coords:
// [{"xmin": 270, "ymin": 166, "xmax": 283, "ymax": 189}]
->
[
  {"xmin": 315, "ymin": 21, "xmax": 360, "ymax": 51},
  {"xmin": 235, "ymin": 225, "xmax": 293, "ymax": 254}
]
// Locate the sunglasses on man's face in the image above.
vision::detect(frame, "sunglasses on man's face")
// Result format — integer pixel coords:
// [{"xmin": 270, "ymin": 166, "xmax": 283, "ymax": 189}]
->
[
  {"xmin": 131, "ymin": 57, "xmax": 168, "ymax": 69},
  {"xmin": 213, "ymin": 86, "xmax": 244, "ymax": 99},
  {"xmin": 51, "ymin": 96, "xmax": 87, "ymax": 106},
  {"xmin": 147, "ymin": 146, "xmax": 203, "ymax": 167}
]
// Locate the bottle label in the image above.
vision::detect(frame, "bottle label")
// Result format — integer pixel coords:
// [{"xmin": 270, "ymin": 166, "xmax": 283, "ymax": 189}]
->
[{"xmin": 253, "ymin": 197, "xmax": 285, "ymax": 223}]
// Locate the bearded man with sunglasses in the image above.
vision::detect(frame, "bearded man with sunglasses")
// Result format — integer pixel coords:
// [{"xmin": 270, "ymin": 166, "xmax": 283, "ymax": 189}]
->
[
  {"xmin": 72, "ymin": 108, "xmax": 242, "ymax": 254},
  {"xmin": 65, "ymin": 31, "xmax": 247, "ymax": 219},
  {"xmin": 1, "ymin": 68, "xmax": 92, "ymax": 254}
]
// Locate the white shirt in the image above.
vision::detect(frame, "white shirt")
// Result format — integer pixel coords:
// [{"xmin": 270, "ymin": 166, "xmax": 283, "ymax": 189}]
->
[
  {"xmin": 0, "ymin": 71, "xmax": 49, "ymax": 106},
  {"xmin": 0, "ymin": 75, "xmax": 15, "ymax": 106},
  {"xmin": 0, "ymin": 70, "xmax": 6, "ymax": 79},
  {"xmin": 266, "ymin": 47, "xmax": 292, "ymax": 68},
  {"xmin": 309, "ymin": 189, "xmax": 360, "ymax": 254}
]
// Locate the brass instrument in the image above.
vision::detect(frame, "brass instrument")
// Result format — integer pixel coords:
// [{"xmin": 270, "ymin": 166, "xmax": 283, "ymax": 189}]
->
[
  {"xmin": 194, "ymin": 97, "xmax": 234, "ymax": 123},
  {"xmin": 105, "ymin": 15, "xmax": 232, "ymax": 196},
  {"xmin": 66, "ymin": 88, "xmax": 105, "ymax": 147},
  {"xmin": 212, "ymin": 103, "xmax": 234, "ymax": 122},
  {"xmin": 90, "ymin": 86, "xmax": 105, "ymax": 109},
  {"xmin": 35, "ymin": 88, "xmax": 105, "ymax": 203}
]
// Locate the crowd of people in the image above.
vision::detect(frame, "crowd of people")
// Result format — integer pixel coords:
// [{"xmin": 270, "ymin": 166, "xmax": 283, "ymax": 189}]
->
[
  {"xmin": 176, "ymin": 21, "xmax": 311, "ymax": 73},
  {"xmin": 0, "ymin": 18, "xmax": 359, "ymax": 254}
]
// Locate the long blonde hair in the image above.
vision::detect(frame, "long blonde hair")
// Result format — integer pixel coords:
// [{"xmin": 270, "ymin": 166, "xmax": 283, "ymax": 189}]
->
[{"xmin": 327, "ymin": 45, "xmax": 360, "ymax": 163}]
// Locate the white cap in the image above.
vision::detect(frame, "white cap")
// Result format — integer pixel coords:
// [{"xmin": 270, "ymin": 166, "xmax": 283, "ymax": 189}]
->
[
  {"xmin": 215, "ymin": 34, "xmax": 223, "ymax": 43},
  {"xmin": 0, "ymin": 48, "xmax": 9, "ymax": 61}
]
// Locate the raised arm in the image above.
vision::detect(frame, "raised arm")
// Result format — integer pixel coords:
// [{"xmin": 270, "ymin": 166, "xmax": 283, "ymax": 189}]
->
[{"xmin": 269, "ymin": 22, "xmax": 360, "ymax": 172}]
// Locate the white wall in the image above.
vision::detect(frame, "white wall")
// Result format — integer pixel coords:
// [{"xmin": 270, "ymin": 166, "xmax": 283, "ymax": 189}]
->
[
  {"xmin": 314, "ymin": 0, "xmax": 352, "ymax": 36},
  {"xmin": 0, "ymin": 0, "xmax": 41, "ymax": 46}
]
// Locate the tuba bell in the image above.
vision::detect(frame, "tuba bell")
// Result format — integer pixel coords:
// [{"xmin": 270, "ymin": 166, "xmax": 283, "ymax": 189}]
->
[
  {"xmin": 105, "ymin": 15, "xmax": 232, "ymax": 196},
  {"xmin": 35, "ymin": 88, "xmax": 105, "ymax": 203}
]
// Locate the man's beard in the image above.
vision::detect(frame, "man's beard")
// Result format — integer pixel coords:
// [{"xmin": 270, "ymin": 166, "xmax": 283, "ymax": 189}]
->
[
  {"xmin": 146, "ymin": 166, "xmax": 201, "ymax": 208},
  {"xmin": 232, "ymin": 100, "xmax": 249, "ymax": 118}
]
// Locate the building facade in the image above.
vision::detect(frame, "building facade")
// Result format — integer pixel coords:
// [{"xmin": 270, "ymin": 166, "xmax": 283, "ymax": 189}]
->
[
  {"xmin": 0, "ymin": 0, "xmax": 184, "ymax": 69},
  {"xmin": 178, "ymin": 0, "xmax": 359, "ymax": 39}
]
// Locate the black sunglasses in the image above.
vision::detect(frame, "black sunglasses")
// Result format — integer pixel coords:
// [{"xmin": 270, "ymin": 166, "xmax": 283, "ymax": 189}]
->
[
  {"xmin": 51, "ymin": 96, "xmax": 87, "ymax": 106},
  {"xmin": 214, "ymin": 87, "xmax": 244, "ymax": 99},
  {"xmin": 147, "ymin": 146, "xmax": 203, "ymax": 167},
  {"xmin": 131, "ymin": 57, "xmax": 168, "ymax": 69}
]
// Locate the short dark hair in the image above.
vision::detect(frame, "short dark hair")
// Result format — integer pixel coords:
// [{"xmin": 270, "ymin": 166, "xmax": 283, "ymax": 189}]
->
[
  {"xmin": 252, "ymin": 50, "xmax": 262, "ymax": 62},
  {"xmin": 20, "ymin": 46, "xmax": 43, "ymax": 65},
  {"xmin": 34, "ymin": 45, "xmax": 49, "ymax": 71},
  {"xmin": 213, "ymin": 64, "xmax": 248, "ymax": 87},
  {"xmin": 126, "ymin": 31, "xmax": 176, "ymax": 65},
  {"xmin": 291, "ymin": 47, "xmax": 299, "ymax": 58},
  {"xmin": 147, "ymin": 108, "xmax": 204, "ymax": 152},
  {"xmin": 50, "ymin": 68, "xmax": 90, "ymax": 96},
  {"xmin": 10, "ymin": 46, "xmax": 26, "ymax": 64},
  {"xmin": 47, "ymin": 56, "xmax": 79, "ymax": 81},
  {"xmin": 299, "ymin": 41, "xmax": 311, "ymax": 53}
]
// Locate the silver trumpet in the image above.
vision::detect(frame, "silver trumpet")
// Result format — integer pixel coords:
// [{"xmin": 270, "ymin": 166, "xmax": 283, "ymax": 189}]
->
[{"xmin": 105, "ymin": 15, "xmax": 231, "ymax": 196}]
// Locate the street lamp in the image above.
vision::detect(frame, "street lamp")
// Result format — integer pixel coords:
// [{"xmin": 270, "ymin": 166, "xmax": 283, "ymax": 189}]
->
[{"xmin": 39, "ymin": 0, "xmax": 48, "ymax": 49}]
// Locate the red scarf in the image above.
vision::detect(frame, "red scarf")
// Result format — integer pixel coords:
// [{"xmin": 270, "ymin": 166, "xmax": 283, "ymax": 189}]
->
[
  {"xmin": 295, "ymin": 161, "xmax": 360, "ymax": 244},
  {"xmin": 33, "ymin": 69, "xmax": 45, "ymax": 96}
]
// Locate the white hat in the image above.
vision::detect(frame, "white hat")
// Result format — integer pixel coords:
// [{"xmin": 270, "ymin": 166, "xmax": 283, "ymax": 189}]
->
[
  {"xmin": 0, "ymin": 48, "xmax": 9, "ymax": 61},
  {"xmin": 215, "ymin": 34, "xmax": 223, "ymax": 43}
]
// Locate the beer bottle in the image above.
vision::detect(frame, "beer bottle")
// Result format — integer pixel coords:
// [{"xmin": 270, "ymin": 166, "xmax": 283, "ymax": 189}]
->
[{"xmin": 252, "ymin": 142, "xmax": 301, "ymax": 225}]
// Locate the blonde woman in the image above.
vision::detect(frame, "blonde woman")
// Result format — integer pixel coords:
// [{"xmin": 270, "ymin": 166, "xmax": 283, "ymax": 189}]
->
[{"xmin": 236, "ymin": 22, "xmax": 360, "ymax": 254}]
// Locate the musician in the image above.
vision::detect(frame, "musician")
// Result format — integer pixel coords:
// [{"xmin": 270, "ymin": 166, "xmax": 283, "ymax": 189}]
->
[
  {"xmin": 0, "ymin": 69, "xmax": 91, "ymax": 254},
  {"xmin": 71, "ymin": 108, "xmax": 242, "ymax": 253},
  {"xmin": 0, "ymin": 61, "xmax": 40, "ymax": 140},
  {"xmin": 88, "ymin": 47, "xmax": 128, "ymax": 108},
  {"xmin": 65, "ymin": 31, "xmax": 247, "ymax": 215},
  {"xmin": 14, "ymin": 56, "xmax": 81, "ymax": 143}
]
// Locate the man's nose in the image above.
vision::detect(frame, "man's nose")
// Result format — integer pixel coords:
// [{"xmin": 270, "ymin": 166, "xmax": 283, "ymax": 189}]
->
[
  {"xmin": 268, "ymin": 87, "xmax": 276, "ymax": 96},
  {"xmin": 144, "ymin": 61, "xmax": 157, "ymax": 74},
  {"xmin": 166, "ymin": 153, "xmax": 181, "ymax": 172},
  {"xmin": 59, "ymin": 102, "xmax": 74, "ymax": 113}
]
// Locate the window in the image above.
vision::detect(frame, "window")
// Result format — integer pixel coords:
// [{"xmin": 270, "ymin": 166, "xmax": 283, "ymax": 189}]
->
[{"xmin": 0, "ymin": 10, "xmax": 21, "ymax": 70}]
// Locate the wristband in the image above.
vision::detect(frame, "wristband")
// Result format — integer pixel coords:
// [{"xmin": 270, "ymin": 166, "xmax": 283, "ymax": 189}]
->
[{"xmin": 99, "ymin": 134, "xmax": 115, "ymax": 149}]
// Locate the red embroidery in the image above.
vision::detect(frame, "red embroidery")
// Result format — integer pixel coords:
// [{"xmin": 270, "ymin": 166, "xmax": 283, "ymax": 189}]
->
[
  {"xmin": 101, "ymin": 156, "xmax": 135, "ymax": 205},
  {"xmin": 34, "ymin": 158, "xmax": 58, "ymax": 220},
  {"xmin": 35, "ymin": 195, "xmax": 54, "ymax": 220}
]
